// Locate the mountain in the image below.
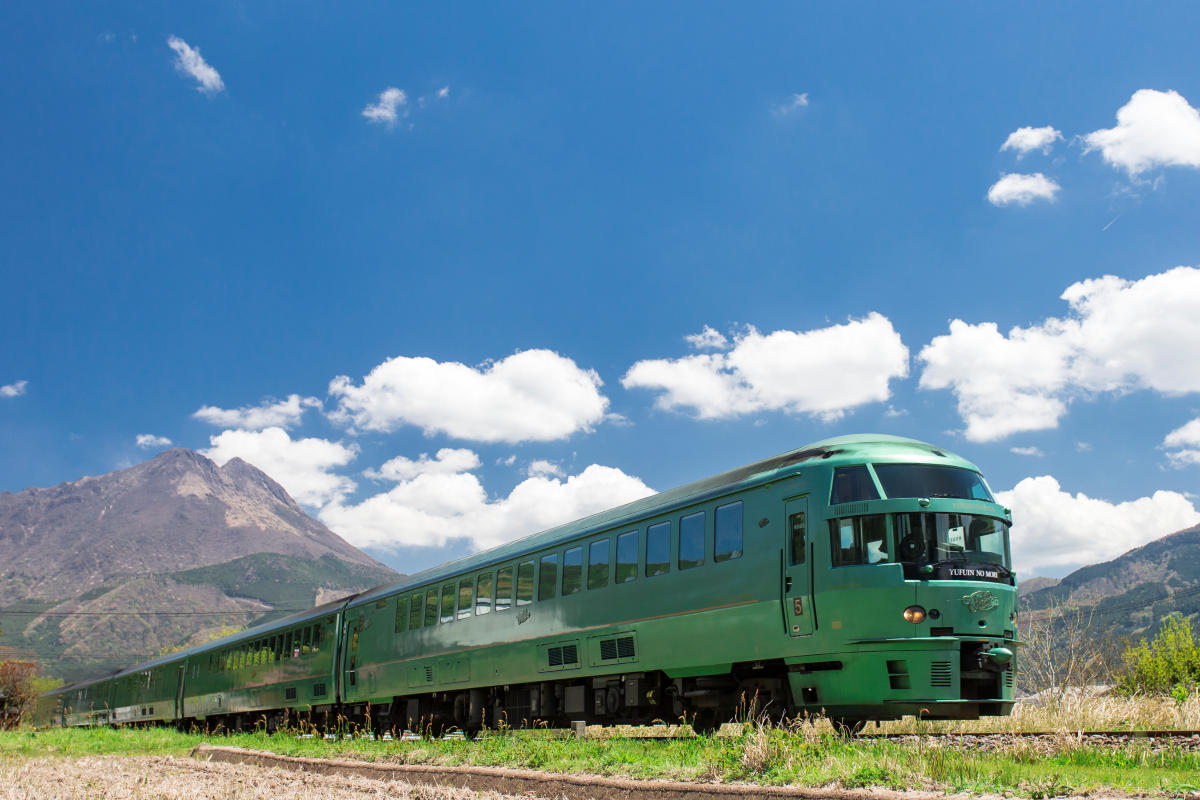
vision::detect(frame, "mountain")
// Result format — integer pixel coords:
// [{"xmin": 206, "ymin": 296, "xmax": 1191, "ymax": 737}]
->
[
  {"xmin": 1018, "ymin": 576, "xmax": 1061, "ymax": 597},
  {"xmin": 0, "ymin": 449, "xmax": 400, "ymax": 682},
  {"xmin": 1020, "ymin": 523, "xmax": 1200, "ymax": 639}
]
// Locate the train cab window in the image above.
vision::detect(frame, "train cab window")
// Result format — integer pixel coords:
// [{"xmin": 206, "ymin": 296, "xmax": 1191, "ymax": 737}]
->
[
  {"xmin": 829, "ymin": 514, "xmax": 889, "ymax": 567},
  {"xmin": 830, "ymin": 466, "xmax": 881, "ymax": 505},
  {"xmin": 646, "ymin": 522, "xmax": 670, "ymax": 577},
  {"xmin": 539, "ymin": 553, "xmax": 558, "ymax": 601},
  {"xmin": 395, "ymin": 596, "xmax": 408, "ymax": 633},
  {"xmin": 616, "ymin": 530, "xmax": 638, "ymax": 583},
  {"xmin": 410, "ymin": 592, "xmax": 424, "ymax": 629},
  {"xmin": 425, "ymin": 589, "xmax": 439, "ymax": 626},
  {"xmin": 588, "ymin": 539, "xmax": 610, "ymax": 589},
  {"xmin": 476, "ymin": 571, "xmax": 493, "ymax": 615},
  {"xmin": 458, "ymin": 578, "xmax": 474, "ymax": 619},
  {"xmin": 679, "ymin": 512, "xmax": 705, "ymax": 570},
  {"xmin": 715, "ymin": 501, "xmax": 743, "ymax": 562},
  {"xmin": 440, "ymin": 584, "xmax": 456, "ymax": 623},
  {"xmin": 312, "ymin": 624, "xmax": 323, "ymax": 653},
  {"xmin": 496, "ymin": 566, "xmax": 514, "ymax": 611},
  {"xmin": 516, "ymin": 560, "xmax": 535, "ymax": 606},
  {"xmin": 788, "ymin": 512, "xmax": 807, "ymax": 565},
  {"xmin": 562, "ymin": 546, "xmax": 583, "ymax": 595},
  {"xmin": 873, "ymin": 464, "xmax": 993, "ymax": 502}
]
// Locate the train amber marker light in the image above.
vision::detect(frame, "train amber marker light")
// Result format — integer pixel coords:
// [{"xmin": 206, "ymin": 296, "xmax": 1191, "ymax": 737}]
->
[{"xmin": 32, "ymin": 434, "xmax": 1018, "ymax": 738}]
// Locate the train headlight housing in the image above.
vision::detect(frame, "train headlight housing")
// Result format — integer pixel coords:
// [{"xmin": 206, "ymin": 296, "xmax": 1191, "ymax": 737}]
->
[{"xmin": 903, "ymin": 606, "xmax": 927, "ymax": 624}]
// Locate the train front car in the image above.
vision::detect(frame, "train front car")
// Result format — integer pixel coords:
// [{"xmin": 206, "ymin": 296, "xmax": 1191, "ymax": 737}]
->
[{"xmin": 794, "ymin": 436, "xmax": 1016, "ymax": 728}]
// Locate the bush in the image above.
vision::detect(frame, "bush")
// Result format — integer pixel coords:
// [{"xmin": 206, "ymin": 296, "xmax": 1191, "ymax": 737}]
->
[
  {"xmin": 0, "ymin": 660, "xmax": 43, "ymax": 730},
  {"xmin": 1118, "ymin": 614, "xmax": 1200, "ymax": 696}
]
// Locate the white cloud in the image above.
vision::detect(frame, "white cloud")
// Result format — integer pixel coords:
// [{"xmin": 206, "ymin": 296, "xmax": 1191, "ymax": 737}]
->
[
  {"xmin": 622, "ymin": 314, "xmax": 910, "ymax": 421},
  {"xmin": 918, "ymin": 266, "xmax": 1200, "ymax": 441},
  {"xmin": 363, "ymin": 87, "xmax": 407, "ymax": 126},
  {"xmin": 1076, "ymin": 442, "xmax": 1093, "ymax": 452},
  {"xmin": 685, "ymin": 326, "xmax": 729, "ymax": 350},
  {"xmin": 167, "ymin": 36, "xmax": 224, "ymax": 96},
  {"xmin": 0, "ymin": 380, "xmax": 27, "ymax": 398},
  {"xmin": 987, "ymin": 173, "xmax": 1060, "ymax": 206},
  {"xmin": 329, "ymin": 350, "xmax": 609, "ymax": 444},
  {"xmin": 1164, "ymin": 417, "xmax": 1200, "ymax": 467},
  {"xmin": 437, "ymin": 86, "xmax": 449, "ymax": 99},
  {"xmin": 527, "ymin": 460, "xmax": 565, "ymax": 478},
  {"xmin": 1000, "ymin": 126, "xmax": 1063, "ymax": 157},
  {"xmin": 497, "ymin": 455, "xmax": 517, "ymax": 467},
  {"xmin": 997, "ymin": 476, "xmax": 1200, "ymax": 575},
  {"xmin": 364, "ymin": 448, "xmax": 480, "ymax": 482},
  {"xmin": 136, "ymin": 434, "xmax": 172, "ymax": 449},
  {"xmin": 773, "ymin": 93, "xmax": 809, "ymax": 116},
  {"xmin": 1010, "ymin": 446, "xmax": 1044, "ymax": 457},
  {"xmin": 200, "ymin": 427, "xmax": 358, "ymax": 507},
  {"xmin": 1083, "ymin": 89, "xmax": 1200, "ymax": 177},
  {"xmin": 319, "ymin": 451, "xmax": 655, "ymax": 551},
  {"xmin": 193, "ymin": 395, "xmax": 321, "ymax": 431}
]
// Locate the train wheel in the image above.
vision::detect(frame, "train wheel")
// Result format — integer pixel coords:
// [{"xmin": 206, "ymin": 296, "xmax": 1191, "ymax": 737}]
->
[{"xmin": 832, "ymin": 717, "xmax": 866, "ymax": 736}]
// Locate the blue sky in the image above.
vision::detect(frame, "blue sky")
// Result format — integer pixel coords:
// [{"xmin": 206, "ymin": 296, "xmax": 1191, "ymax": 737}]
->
[{"xmin": 3, "ymin": 2, "xmax": 1200, "ymax": 580}]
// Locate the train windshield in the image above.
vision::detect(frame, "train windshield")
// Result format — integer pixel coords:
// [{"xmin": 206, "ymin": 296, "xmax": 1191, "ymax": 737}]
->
[
  {"xmin": 872, "ymin": 464, "xmax": 993, "ymax": 502},
  {"xmin": 894, "ymin": 512, "xmax": 1010, "ymax": 569}
]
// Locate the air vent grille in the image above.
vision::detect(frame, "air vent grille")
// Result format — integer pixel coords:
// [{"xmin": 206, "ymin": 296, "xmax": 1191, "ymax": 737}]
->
[
  {"xmin": 285, "ymin": 687, "xmax": 297, "ymax": 700},
  {"xmin": 931, "ymin": 662, "xmax": 952, "ymax": 687},
  {"xmin": 617, "ymin": 637, "xmax": 635, "ymax": 658},
  {"xmin": 599, "ymin": 636, "xmax": 636, "ymax": 661},
  {"xmin": 312, "ymin": 683, "xmax": 327, "ymax": 698},
  {"xmin": 832, "ymin": 503, "xmax": 869, "ymax": 516},
  {"xmin": 424, "ymin": 665, "xmax": 434, "ymax": 683},
  {"xmin": 600, "ymin": 640, "xmax": 617, "ymax": 660},
  {"xmin": 547, "ymin": 643, "xmax": 579, "ymax": 667},
  {"xmin": 1004, "ymin": 669, "xmax": 1014, "ymax": 687}
]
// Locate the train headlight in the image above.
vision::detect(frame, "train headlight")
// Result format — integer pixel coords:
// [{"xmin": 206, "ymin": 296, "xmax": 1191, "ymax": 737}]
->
[{"xmin": 903, "ymin": 606, "xmax": 927, "ymax": 624}]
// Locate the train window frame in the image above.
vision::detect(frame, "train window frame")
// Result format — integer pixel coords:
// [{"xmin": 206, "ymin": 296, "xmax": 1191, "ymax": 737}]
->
[
  {"xmin": 425, "ymin": 589, "xmax": 439, "ymax": 627},
  {"xmin": 829, "ymin": 514, "xmax": 891, "ymax": 567},
  {"xmin": 616, "ymin": 530, "xmax": 638, "ymax": 583},
  {"xmin": 409, "ymin": 592, "xmax": 424, "ymax": 629},
  {"xmin": 395, "ymin": 596, "xmax": 408, "ymax": 633},
  {"xmin": 679, "ymin": 511, "xmax": 706, "ymax": 570},
  {"xmin": 714, "ymin": 500, "xmax": 744, "ymax": 562},
  {"xmin": 516, "ymin": 560, "xmax": 535, "ymax": 606},
  {"xmin": 476, "ymin": 570, "xmax": 494, "ymax": 615},
  {"xmin": 496, "ymin": 565, "xmax": 515, "ymax": 611},
  {"xmin": 539, "ymin": 553, "xmax": 559, "ymax": 601},
  {"xmin": 562, "ymin": 546, "xmax": 583, "ymax": 595},
  {"xmin": 458, "ymin": 578, "xmax": 474, "ymax": 620},
  {"xmin": 440, "ymin": 583, "xmax": 456, "ymax": 623},
  {"xmin": 830, "ymin": 465, "xmax": 883, "ymax": 506},
  {"xmin": 588, "ymin": 538, "xmax": 610, "ymax": 589},
  {"xmin": 646, "ymin": 520, "xmax": 670, "ymax": 577}
]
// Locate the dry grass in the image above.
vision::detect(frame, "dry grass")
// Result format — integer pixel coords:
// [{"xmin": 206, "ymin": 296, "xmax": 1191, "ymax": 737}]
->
[{"xmin": 1, "ymin": 755, "xmax": 536, "ymax": 800}]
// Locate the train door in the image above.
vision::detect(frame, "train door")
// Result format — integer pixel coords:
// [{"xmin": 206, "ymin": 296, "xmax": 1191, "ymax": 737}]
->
[
  {"xmin": 783, "ymin": 497, "xmax": 813, "ymax": 637},
  {"xmin": 175, "ymin": 666, "xmax": 186, "ymax": 720}
]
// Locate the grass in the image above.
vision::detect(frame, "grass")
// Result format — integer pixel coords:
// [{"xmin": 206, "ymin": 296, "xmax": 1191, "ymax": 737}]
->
[{"xmin": 5, "ymin": 719, "xmax": 1200, "ymax": 796}]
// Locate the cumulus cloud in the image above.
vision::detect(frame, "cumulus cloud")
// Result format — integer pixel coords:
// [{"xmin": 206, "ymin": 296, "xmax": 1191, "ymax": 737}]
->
[
  {"xmin": 319, "ymin": 451, "xmax": 655, "ymax": 552},
  {"xmin": 0, "ymin": 380, "xmax": 27, "ymax": 398},
  {"xmin": 527, "ymin": 460, "xmax": 565, "ymax": 478},
  {"xmin": 364, "ymin": 448, "xmax": 480, "ymax": 481},
  {"xmin": 136, "ymin": 434, "xmax": 172, "ymax": 449},
  {"xmin": 622, "ymin": 314, "xmax": 910, "ymax": 421},
  {"xmin": 1000, "ymin": 126, "xmax": 1064, "ymax": 157},
  {"xmin": 997, "ymin": 476, "xmax": 1200, "ymax": 576},
  {"xmin": 987, "ymin": 173, "xmax": 1060, "ymax": 206},
  {"xmin": 193, "ymin": 395, "xmax": 321, "ymax": 431},
  {"xmin": 201, "ymin": 428, "xmax": 358, "ymax": 507},
  {"xmin": 363, "ymin": 87, "xmax": 407, "ymax": 126},
  {"xmin": 329, "ymin": 350, "xmax": 609, "ymax": 444},
  {"xmin": 1083, "ymin": 89, "xmax": 1200, "ymax": 177},
  {"xmin": 1164, "ymin": 417, "xmax": 1200, "ymax": 467},
  {"xmin": 437, "ymin": 86, "xmax": 449, "ymax": 99},
  {"xmin": 685, "ymin": 326, "xmax": 729, "ymax": 350},
  {"xmin": 919, "ymin": 266, "xmax": 1200, "ymax": 441},
  {"xmin": 773, "ymin": 93, "xmax": 809, "ymax": 116},
  {"xmin": 1010, "ymin": 446, "xmax": 1044, "ymax": 457},
  {"xmin": 167, "ymin": 36, "xmax": 224, "ymax": 95}
]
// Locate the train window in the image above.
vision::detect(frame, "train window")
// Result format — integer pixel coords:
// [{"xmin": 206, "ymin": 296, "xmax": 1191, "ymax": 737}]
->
[
  {"xmin": 282, "ymin": 633, "xmax": 292, "ymax": 659},
  {"xmin": 496, "ymin": 566, "xmax": 514, "ymax": 611},
  {"xmin": 458, "ymin": 578, "xmax": 474, "ymax": 620},
  {"xmin": 302, "ymin": 627, "xmax": 313, "ymax": 655},
  {"xmin": 425, "ymin": 589, "xmax": 439, "ymax": 626},
  {"xmin": 294, "ymin": 629, "xmax": 304, "ymax": 657},
  {"xmin": 830, "ymin": 466, "xmax": 881, "ymax": 505},
  {"xmin": 616, "ymin": 530, "xmax": 638, "ymax": 583},
  {"xmin": 588, "ymin": 539, "xmax": 610, "ymax": 589},
  {"xmin": 539, "ymin": 553, "xmax": 558, "ymax": 601},
  {"xmin": 646, "ymin": 522, "xmax": 670, "ymax": 577},
  {"xmin": 679, "ymin": 512, "xmax": 705, "ymax": 570},
  {"xmin": 274, "ymin": 636, "xmax": 283, "ymax": 661},
  {"xmin": 312, "ymin": 624, "xmax": 323, "ymax": 653},
  {"xmin": 829, "ymin": 514, "xmax": 889, "ymax": 567},
  {"xmin": 410, "ymin": 592, "xmax": 424, "ymax": 629},
  {"xmin": 208, "ymin": 654, "xmax": 214, "ymax": 674},
  {"xmin": 789, "ymin": 512, "xmax": 807, "ymax": 565},
  {"xmin": 476, "ymin": 571, "xmax": 493, "ymax": 615},
  {"xmin": 562, "ymin": 546, "xmax": 583, "ymax": 595},
  {"xmin": 395, "ymin": 596, "xmax": 408, "ymax": 633},
  {"xmin": 715, "ymin": 501, "xmax": 743, "ymax": 562},
  {"xmin": 516, "ymin": 561, "xmax": 535, "ymax": 605},
  {"xmin": 240, "ymin": 644, "xmax": 249, "ymax": 668},
  {"xmin": 440, "ymin": 584, "xmax": 456, "ymax": 623},
  {"xmin": 376, "ymin": 598, "xmax": 387, "ymax": 610},
  {"xmin": 873, "ymin": 464, "xmax": 993, "ymax": 502}
]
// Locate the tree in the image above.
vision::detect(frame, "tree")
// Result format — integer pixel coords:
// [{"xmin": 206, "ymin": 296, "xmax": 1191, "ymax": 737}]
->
[
  {"xmin": 1119, "ymin": 614, "xmax": 1200, "ymax": 698},
  {"xmin": 0, "ymin": 659, "xmax": 43, "ymax": 730}
]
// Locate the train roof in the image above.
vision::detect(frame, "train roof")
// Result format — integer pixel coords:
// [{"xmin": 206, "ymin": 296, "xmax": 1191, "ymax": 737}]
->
[{"xmin": 350, "ymin": 433, "xmax": 981, "ymax": 607}]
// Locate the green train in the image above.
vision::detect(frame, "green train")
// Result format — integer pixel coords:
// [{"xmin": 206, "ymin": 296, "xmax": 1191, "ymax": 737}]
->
[{"xmin": 33, "ymin": 434, "xmax": 1017, "ymax": 734}]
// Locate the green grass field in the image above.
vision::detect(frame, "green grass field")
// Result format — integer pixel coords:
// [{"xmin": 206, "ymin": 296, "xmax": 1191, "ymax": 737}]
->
[{"xmin": 4, "ymin": 724, "xmax": 1200, "ymax": 797}]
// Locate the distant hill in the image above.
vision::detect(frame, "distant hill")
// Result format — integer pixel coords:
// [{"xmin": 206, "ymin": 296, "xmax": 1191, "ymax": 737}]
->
[
  {"xmin": 0, "ymin": 449, "xmax": 400, "ymax": 682},
  {"xmin": 1018, "ymin": 576, "xmax": 1061, "ymax": 597},
  {"xmin": 1020, "ymin": 523, "xmax": 1200, "ymax": 639}
]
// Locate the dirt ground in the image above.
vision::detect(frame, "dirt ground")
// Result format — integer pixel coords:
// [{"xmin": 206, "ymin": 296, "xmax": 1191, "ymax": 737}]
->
[{"xmin": 2, "ymin": 755, "xmax": 538, "ymax": 800}]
